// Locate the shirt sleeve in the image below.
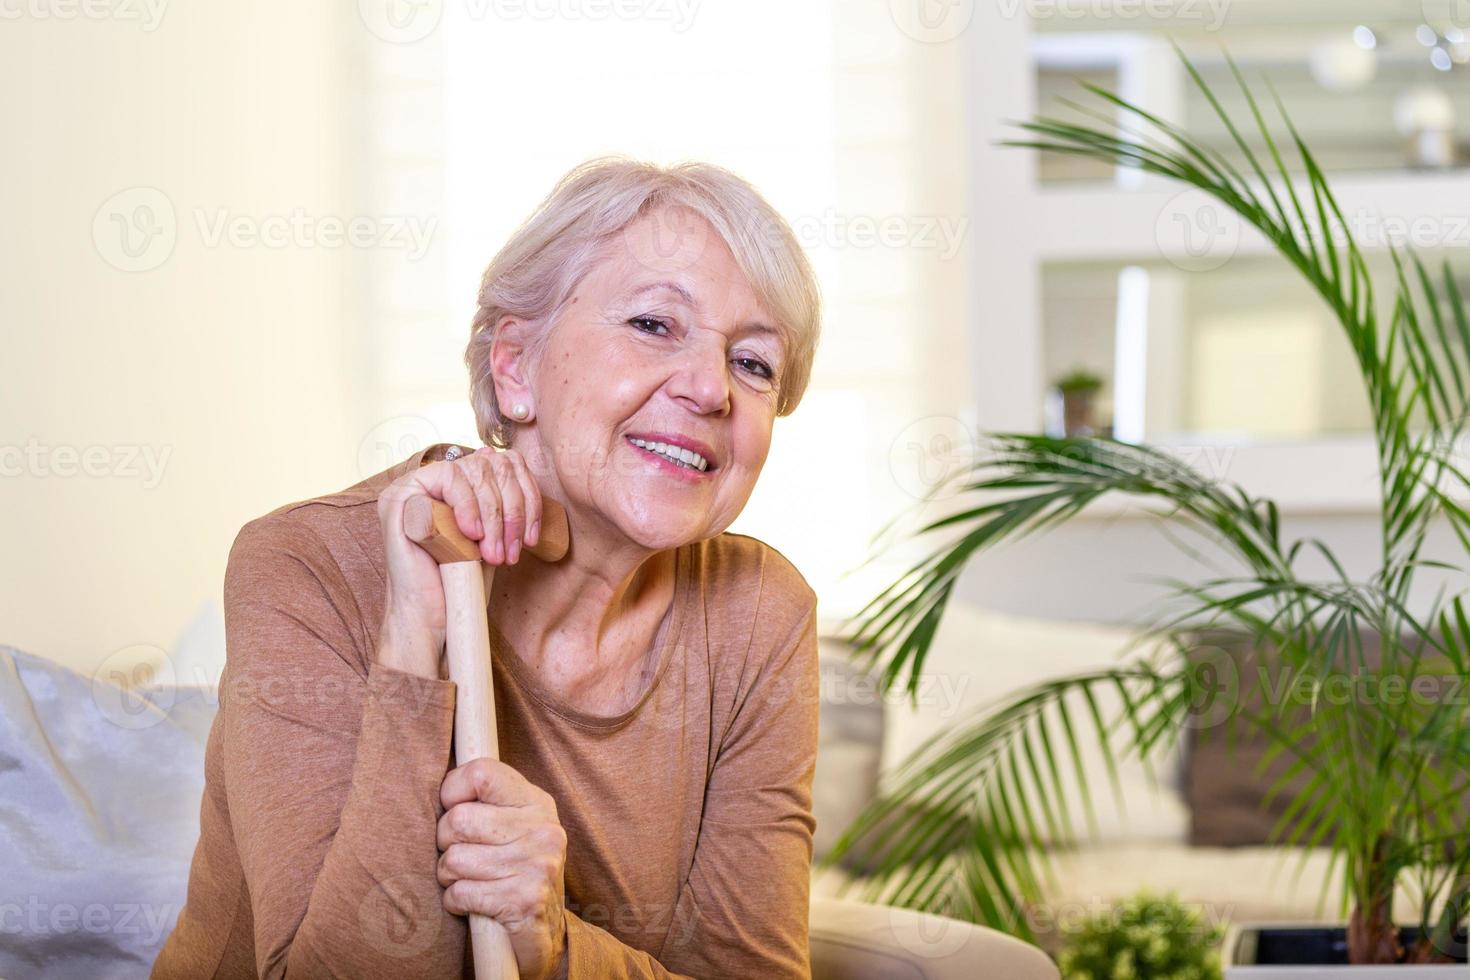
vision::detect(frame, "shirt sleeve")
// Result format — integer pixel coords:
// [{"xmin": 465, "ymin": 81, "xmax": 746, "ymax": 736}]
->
[
  {"xmin": 559, "ymin": 585, "xmax": 821, "ymax": 979},
  {"xmin": 218, "ymin": 513, "xmax": 469, "ymax": 977}
]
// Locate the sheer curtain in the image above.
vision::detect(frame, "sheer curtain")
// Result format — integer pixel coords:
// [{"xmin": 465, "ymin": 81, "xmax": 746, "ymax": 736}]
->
[{"xmin": 356, "ymin": 1, "xmax": 972, "ymax": 628}]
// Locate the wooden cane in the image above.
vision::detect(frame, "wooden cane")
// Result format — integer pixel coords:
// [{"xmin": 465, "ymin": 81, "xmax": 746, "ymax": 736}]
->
[{"xmin": 403, "ymin": 494, "xmax": 570, "ymax": 979}]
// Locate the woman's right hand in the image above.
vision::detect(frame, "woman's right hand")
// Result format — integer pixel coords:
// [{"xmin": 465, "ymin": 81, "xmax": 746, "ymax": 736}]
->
[{"xmin": 375, "ymin": 446, "xmax": 544, "ymax": 679}]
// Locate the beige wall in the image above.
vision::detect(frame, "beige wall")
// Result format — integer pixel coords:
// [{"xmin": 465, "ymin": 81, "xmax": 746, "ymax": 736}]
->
[
  {"xmin": 1, "ymin": 1, "xmax": 979, "ymax": 677},
  {"xmin": 1, "ymin": 4, "xmax": 377, "ymax": 675}
]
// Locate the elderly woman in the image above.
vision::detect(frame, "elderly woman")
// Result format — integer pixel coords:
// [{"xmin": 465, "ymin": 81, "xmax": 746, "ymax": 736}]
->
[{"xmin": 152, "ymin": 157, "xmax": 824, "ymax": 979}]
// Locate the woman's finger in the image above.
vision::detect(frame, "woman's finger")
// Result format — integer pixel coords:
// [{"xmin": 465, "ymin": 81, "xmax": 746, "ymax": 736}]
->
[
  {"xmin": 505, "ymin": 450, "xmax": 542, "ymax": 548},
  {"xmin": 437, "ymin": 838, "xmax": 541, "ymax": 887},
  {"xmin": 486, "ymin": 453, "xmax": 526, "ymax": 564},
  {"xmin": 462, "ymin": 456, "xmax": 505, "ymax": 564},
  {"xmin": 437, "ymin": 801, "xmax": 543, "ymax": 851},
  {"xmin": 415, "ymin": 459, "xmax": 485, "ymax": 543},
  {"xmin": 441, "ymin": 874, "xmax": 550, "ymax": 923},
  {"xmin": 441, "ymin": 757, "xmax": 548, "ymax": 810}
]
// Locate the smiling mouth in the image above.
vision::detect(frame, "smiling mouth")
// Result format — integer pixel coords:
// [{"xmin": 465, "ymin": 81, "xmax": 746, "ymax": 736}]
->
[{"xmin": 626, "ymin": 436, "xmax": 713, "ymax": 474}]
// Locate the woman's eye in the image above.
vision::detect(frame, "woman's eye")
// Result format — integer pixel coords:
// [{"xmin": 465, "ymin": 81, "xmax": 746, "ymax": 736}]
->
[
  {"xmin": 629, "ymin": 316, "xmax": 668, "ymax": 335},
  {"xmin": 734, "ymin": 357, "xmax": 774, "ymax": 380}
]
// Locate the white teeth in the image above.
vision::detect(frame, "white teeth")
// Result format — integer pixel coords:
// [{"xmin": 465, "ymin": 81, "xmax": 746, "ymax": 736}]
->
[{"xmin": 630, "ymin": 437, "xmax": 709, "ymax": 472}]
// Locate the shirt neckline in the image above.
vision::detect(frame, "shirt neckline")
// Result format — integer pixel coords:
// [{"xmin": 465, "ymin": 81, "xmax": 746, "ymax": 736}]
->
[{"xmin": 485, "ymin": 543, "xmax": 693, "ymax": 732}]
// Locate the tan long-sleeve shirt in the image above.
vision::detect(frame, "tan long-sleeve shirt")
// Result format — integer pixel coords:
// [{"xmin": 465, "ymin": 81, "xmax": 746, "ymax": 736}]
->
[{"xmin": 151, "ymin": 444, "xmax": 820, "ymax": 979}]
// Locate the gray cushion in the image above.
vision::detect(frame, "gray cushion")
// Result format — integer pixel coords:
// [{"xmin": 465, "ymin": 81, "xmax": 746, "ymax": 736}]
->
[
  {"xmin": 0, "ymin": 646, "xmax": 214, "ymax": 980},
  {"xmin": 814, "ymin": 640, "xmax": 885, "ymax": 864}
]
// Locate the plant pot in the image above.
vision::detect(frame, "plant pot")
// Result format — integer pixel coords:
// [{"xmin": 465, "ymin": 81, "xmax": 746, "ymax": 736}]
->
[
  {"xmin": 1059, "ymin": 388, "xmax": 1097, "ymax": 437},
  {"xmin": 1225, "ymin": 923, "xmax": 1470, "ymax": 978}
]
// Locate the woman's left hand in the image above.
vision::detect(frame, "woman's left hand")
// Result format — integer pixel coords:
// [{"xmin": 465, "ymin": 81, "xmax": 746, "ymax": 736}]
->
[{"xmin": 438, "ymin": 758, "xmax": 569, "ymax": 980}]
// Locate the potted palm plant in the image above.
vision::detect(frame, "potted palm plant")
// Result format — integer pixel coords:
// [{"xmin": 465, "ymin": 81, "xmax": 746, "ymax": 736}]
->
[{"xmin": 824, "ymin": 44, "xmax": 1470, "ymax": 972}]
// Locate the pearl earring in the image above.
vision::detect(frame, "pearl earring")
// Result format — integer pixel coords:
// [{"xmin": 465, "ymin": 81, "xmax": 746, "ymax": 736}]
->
[{"xmin": 511, "ymin": 403, "xmax": 529, "ymax": 420}]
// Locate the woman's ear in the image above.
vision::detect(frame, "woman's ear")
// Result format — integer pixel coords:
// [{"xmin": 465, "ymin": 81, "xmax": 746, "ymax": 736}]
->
[{"xmin": 489, "ymin": 315, "xmax": 536, "ymax": 417}]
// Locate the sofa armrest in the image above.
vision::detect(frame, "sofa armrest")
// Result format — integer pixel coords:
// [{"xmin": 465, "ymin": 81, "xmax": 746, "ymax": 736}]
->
[{"xmin": 809, "ymin": 897, "xmax": 1059, "ymax": 980}]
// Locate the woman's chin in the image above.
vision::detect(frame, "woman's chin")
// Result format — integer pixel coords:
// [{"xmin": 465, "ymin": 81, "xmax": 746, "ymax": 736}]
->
[{"xmin": 611, "ymin": 510, "xmax": 706, "ymax": 552}]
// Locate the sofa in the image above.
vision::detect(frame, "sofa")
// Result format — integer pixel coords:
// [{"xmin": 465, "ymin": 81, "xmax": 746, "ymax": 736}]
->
[
  {"xmin": 810, "ymin": 599, "xmax": 1436, "ymax": 944},
  {"xmin": 0, "ymin": 642, "xmax": 1058, "ymax": 979}
]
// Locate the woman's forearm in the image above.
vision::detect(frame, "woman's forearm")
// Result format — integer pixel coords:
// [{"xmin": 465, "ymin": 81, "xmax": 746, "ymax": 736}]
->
[
  {"xmin": 377, "ymin": 609, "xmax": 442, "ymax": 679},
  {"xmin": 250, "ymin": 662, "xmax": 464, "ymax": 977},
  {"xmin": 212, "ymin": 516, "xmax": 466, "ymax": 977}
]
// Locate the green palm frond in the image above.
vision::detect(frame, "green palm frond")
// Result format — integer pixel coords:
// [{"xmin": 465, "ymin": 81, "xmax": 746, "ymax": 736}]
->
[{"xmin": 832, "ymin": 42, "xmax": 1470, "ymax": 956}]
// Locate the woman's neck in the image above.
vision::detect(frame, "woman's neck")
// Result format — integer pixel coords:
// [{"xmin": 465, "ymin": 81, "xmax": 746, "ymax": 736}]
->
[{"xmin": 484, "ymin": 540, "xmax": 679, "ymax": 705}]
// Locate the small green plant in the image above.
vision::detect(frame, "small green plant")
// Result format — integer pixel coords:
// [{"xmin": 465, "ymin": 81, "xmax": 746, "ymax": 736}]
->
[
  {"xmin": 1055, "ymin": 367, "xmax": 1104, "ymax": 395},
  {"xmin": 1059, "ymin": 892, "xmax": 1224, "ymax": 980}
]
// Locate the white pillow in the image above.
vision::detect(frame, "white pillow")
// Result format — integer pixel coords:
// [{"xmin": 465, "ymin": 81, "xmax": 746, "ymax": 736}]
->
[{"xmin": 0, "ymin": 646, "xmax": 215, "ymax": 979}]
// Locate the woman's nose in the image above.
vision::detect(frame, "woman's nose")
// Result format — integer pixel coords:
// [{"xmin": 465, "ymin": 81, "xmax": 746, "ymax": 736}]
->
[{"xmin": 668, "ymin": 343, "xmax": 731, "ymax": 416}]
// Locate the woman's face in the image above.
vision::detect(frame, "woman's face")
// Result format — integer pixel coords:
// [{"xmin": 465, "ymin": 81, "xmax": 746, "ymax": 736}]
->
[{"xmin": 501, "ymin": 206, "xmax": 787, "ymax": 553}]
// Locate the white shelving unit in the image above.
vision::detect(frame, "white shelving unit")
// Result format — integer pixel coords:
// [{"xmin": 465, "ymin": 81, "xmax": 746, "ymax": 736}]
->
[
  {"xmin": 960, "ymin": 10, "xmax": 1470, "ymax": 624},
  {"xmin": 968, "ymin": 10, "xmax": 1470, "ymax": 516}
]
